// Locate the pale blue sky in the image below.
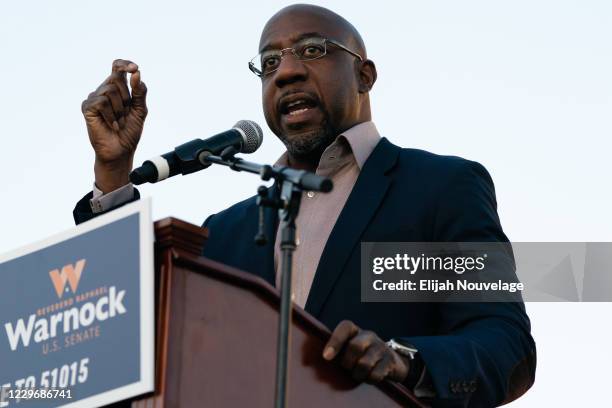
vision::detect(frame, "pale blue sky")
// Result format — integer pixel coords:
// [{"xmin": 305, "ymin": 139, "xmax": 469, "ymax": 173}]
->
[{"xmin": 1, "ymin": 1, "xmax": 610, "ymax": 405}]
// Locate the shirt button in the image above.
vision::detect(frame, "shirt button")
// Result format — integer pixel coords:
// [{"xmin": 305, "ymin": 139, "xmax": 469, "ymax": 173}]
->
[{"xmin": 306, "ymin": 191, "xmax": 315, "ymax": 199}]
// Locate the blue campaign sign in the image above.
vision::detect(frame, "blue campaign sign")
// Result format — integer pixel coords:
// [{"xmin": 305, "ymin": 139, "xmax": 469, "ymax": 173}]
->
[{"xmin": 0, "ymin": 199, "xmax": 154, "ymax": 407}]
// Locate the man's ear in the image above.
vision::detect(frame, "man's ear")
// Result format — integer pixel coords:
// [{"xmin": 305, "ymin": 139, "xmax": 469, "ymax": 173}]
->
[{"xmin": 358, "ymin": 59, "xmax": 377, "ymax": 93}]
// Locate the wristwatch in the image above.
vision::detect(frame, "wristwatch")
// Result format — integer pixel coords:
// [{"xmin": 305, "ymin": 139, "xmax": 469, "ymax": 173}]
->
[
  {"xmin": 386, "ymin": 338, "xmax": 418, "ymax": 360},
  {"xmin": 387, "ymin": 339, "xmax": 424, "ymax": 389}
]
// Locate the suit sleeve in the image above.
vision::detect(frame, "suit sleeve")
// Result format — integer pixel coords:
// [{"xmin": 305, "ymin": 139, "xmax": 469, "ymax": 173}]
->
[
  {"xmin": 73, "ymin": 189, "xmax": 141, "ymax": 225},
  {"xmin": 403, "ymin": 161, "xmax": 536, "ymax": 407}
]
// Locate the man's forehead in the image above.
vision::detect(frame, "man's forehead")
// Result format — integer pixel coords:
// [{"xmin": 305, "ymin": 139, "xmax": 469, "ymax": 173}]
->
[{"xmin": 258, "ymin": 10, "xmax": 344, "ymax": 52}]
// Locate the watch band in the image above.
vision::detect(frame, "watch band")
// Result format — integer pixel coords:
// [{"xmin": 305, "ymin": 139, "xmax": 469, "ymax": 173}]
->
[
  {"xmin": 386, "ymin": 338, "xmax": 418, "ymax": 360},
  {"xmin": 387, "ymin": 339, "xmax": 425, "ymax": 390}
]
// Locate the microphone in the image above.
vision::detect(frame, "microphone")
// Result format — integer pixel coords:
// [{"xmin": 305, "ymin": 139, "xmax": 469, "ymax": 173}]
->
[{"xmin": 129, "ymin": 120, "xmax": 263, "ymax": 185}]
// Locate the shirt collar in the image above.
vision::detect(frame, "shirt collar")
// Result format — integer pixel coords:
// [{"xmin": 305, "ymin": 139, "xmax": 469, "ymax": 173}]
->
[
  {"xmin": 274, "ymin": 121, "xmax": 381, "ymax": 171},
  {"xmin": 338, "ymin": 121, "xmax": 381, "ymax": 170}
]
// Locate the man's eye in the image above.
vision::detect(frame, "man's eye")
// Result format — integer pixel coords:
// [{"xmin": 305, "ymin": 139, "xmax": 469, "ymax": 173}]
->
[
  {"xmin": 263, "ymin": 56, "xmax": 280, "ymax": 68},
  {"xmin": 302, "ymin": 45, "xmax": 324, "ymax": 58}
]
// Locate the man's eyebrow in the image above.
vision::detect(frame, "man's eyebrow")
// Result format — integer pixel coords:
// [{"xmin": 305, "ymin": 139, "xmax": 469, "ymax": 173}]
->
[{"xmin": 259, "ymin": 31, "xmax": 327, "ymax": 53}]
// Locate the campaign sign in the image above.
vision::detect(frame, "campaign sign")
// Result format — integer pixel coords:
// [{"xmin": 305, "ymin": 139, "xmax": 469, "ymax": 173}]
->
[{"xmin": 0, "ymin": 199, "xmax": 154, "ymax": 407}]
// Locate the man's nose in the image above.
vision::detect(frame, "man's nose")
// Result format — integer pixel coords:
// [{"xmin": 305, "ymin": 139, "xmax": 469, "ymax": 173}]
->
[{"xmin": 274, "ymin": 53, "xmax": 308, "ymax": 87}]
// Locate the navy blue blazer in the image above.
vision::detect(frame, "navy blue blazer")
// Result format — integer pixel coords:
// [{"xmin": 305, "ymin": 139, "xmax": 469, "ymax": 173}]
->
[{"xmin": 74, "ymin": 138, "xmax": 536, "ymax": 407}]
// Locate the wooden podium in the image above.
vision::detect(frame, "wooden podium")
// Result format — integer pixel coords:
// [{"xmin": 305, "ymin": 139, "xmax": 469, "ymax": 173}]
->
[{"xmin": 126, "ymin": 218, "xmax": 425, "ymax": 407}]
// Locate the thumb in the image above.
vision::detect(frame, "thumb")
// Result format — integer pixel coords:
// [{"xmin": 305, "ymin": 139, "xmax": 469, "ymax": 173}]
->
[{"xmin": 130, "ymin": 70, "xmax": 148, "ymax": 110}]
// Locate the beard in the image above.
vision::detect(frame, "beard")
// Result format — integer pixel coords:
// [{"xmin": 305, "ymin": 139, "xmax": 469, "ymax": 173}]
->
[{"xmin": 277, "ymin": 118, "xmax": 337, "ymax": 160}]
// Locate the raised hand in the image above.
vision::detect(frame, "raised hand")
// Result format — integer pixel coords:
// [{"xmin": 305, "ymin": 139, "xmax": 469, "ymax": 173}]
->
[{"xmin": 81, "ymin": 59, "xmax": 148, "ymax": 193}]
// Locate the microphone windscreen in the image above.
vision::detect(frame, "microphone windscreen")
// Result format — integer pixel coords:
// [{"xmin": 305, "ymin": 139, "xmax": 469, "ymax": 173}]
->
[{"xmin": 234, "ymin": 120, "xmax": 263, "ymax": 153}]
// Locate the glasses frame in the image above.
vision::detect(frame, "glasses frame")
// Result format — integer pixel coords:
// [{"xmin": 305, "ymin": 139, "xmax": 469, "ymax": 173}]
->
[{"xmin": 248, "ymin": 37, "xmax": 364, "ymax": 77}]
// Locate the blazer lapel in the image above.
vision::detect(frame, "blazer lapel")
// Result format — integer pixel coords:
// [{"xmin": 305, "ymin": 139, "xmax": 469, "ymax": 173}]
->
[{"xmin": 304, "ymin": 138, "xmax": 400, "ymax": 316}]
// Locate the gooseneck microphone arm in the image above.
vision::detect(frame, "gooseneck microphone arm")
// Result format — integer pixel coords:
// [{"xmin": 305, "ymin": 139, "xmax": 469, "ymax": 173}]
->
[
  {"xmin": 198, "ymin": 149, "xmax": 333, "ymax": 193},
  {"xmin": 198, "ymin": 148, "xmax": 332, "ymax": 408}
]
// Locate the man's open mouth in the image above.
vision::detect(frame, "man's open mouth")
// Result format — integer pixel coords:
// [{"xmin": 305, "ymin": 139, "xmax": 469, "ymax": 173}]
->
[{"xmin": 279, "ymin": 94, "xmax": 319, "ymax": 116}]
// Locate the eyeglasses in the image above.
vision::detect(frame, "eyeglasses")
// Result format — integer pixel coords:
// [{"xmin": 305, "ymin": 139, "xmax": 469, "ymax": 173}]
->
[{"xmin": 249, "ymin": 37, "xmax": 363, "ymax": 77}]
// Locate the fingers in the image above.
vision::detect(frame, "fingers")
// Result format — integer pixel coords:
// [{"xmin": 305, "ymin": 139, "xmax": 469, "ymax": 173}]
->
[
  {"xmin": 103, "ymin": 59, "xmax": 137, "ymax": 104},
  {"xmin": 97, "ymin": 84, "xmax": 127, "ymax": 123},
  {"xmin": 369, "ymin": 354, "xmax": 394, "ymax": 383},
  {"xmin": 99, "ymin": 59, "xmax": 142, "ymax": 109},
  {"xmin": 129, "ymin": 69, "xmax": 141, "ymax": 89},
  {"xmin": 351, "ymin": 343, "xmax": 387, "ymax": 382},
  {"xmin": 107, "ymin": 74, "xmax": 130, "ymax": 108},
  {"xmin": 82, "ymin": 95, "xmax": 116, "ymax": 130},
  {"xmin": 110, "ymin": 59, "xmax": 147, "ymax": 113},
  {"xmin": 323, "ymin": 320, "xmax": 359, "ymax": 361},
  {"xmin": 112, "ymin": 59, "xmax": 138, "ymax": 74},
  {"xmin": 129, "ymin": 70, "xmax": 148, "ymax": 113},
  {"xmin": 339, "ymin": 330, "xmax": 377, "ymax": 370},
  {"xmin": 83, "ymin": 59, "xmax": 147, "ymax": 131}
]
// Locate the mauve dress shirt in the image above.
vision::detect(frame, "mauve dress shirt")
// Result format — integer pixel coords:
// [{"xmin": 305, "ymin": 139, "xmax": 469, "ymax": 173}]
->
[{"xmin": 273, "ymin": 121, "xmax": 381, "ymax": 308}]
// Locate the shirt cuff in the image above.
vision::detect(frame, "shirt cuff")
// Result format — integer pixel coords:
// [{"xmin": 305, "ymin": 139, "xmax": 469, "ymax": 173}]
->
[{"xmin": 90, "ymin": 182, "xmax": 135, "ymax": 213}]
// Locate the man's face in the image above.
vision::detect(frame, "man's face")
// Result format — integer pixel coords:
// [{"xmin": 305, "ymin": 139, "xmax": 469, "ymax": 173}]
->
[{"xmin": 258, "ymin": 11, "xmax": 362, "ymax": 158}]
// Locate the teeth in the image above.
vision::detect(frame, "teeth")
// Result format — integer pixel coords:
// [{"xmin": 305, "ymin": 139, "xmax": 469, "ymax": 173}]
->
[
  {"xmin": 288, "ymin": 108, "xmax": 309, "ymax": 116},
  {"xmin": 287, "ymin": 100, "xmax": 306, "ymax": 108}
]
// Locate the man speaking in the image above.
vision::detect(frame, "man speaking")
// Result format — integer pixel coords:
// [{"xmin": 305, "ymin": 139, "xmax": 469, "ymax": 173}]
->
[{"xmin": 74, "ymin": 4, "xmax": 536, "ymax": 407}]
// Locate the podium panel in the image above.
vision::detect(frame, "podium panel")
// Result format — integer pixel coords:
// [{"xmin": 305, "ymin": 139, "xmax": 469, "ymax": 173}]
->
[{"xmin": 131, "ymin": 218, "xmax": 424, "ymax": 408}]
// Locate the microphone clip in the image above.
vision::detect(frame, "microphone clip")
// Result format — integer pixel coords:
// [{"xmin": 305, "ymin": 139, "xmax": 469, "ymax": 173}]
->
[
  {"xmin": 254, "ymin": 185, "xmax": 281, "ymax": 246},
  {"xmin": 219, "ymin": 145, "xmax": 239, "ymax": 160}
]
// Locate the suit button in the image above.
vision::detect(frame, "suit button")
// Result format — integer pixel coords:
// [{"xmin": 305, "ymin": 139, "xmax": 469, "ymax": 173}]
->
[
  {"xmin": 462, "ymin": 381, "xmax": 470, "ymax": 393},
  {"xmin": 450, "ymin": 381, "xmax": 459, "ymax": 393},
  {"xmin": 469, "ymin": 380, "xmax": 477, "ymax": 393}
]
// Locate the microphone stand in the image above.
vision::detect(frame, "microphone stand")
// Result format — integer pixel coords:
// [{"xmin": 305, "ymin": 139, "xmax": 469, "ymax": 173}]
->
[{"xmin": 199, "ymin": 148, "xmax": 332, "ymax": 408}]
